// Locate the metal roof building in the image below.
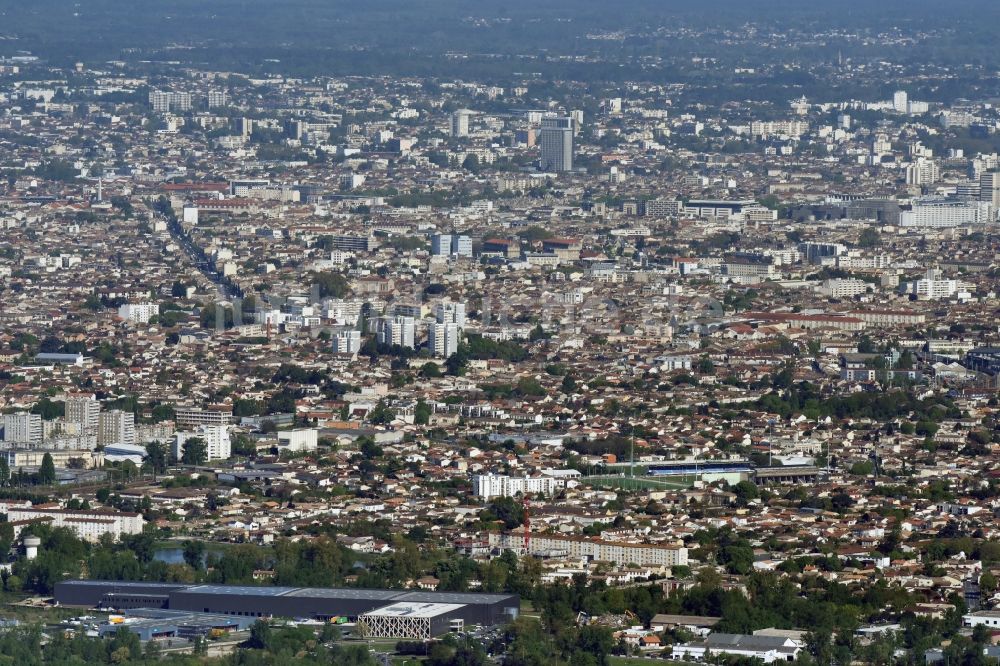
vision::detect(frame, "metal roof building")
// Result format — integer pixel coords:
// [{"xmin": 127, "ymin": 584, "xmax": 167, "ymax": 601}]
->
[{"xmin": 55, "ymin": 580, "xmax": 518, "ymax": 634}]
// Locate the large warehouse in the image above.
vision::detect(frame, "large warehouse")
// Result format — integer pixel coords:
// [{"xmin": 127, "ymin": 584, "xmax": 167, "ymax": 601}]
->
[{"xmin": 54, "ymin": 580, "xmax": 519, "ymax": 638}]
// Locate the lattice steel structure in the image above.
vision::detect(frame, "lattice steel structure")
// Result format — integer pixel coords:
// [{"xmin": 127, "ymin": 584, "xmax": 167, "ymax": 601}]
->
[{"xmin": 357, "ymin": 602, "xmax": 465, "ymax": 639}]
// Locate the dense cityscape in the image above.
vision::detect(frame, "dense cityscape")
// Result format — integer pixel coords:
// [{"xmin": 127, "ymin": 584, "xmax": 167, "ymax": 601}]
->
[{"xmin": 0, "ymin": 1, "xmax": 1000, "ymax": 664}]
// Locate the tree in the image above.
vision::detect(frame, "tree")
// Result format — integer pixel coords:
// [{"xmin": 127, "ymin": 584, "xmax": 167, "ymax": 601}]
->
[
  {"xmin": 181, "ymin": 437, "xmax": 208, "ymax": 465},
  {"xmin": 38, "ymin": 453, "xmax": 56, "ymax": 486},
  {"xmin": 0, "ymin": 523, "xmax": 13, "ymax": 557},
  {"xmin": 248, "ymin": 620, "xmax": 272, "ymax": 650},
  {"xmin": 850, "ymin": 461, "xmax": 875, "ymax": 476},
  {"xmin": 981, "ymin": 571, "xmax": 997, "ymax": 595},
  {"xmin": 858, "ymin": 227, "xmax": 880, "ymax": 248},
  {"xmin": 462, "ymin": 153, "xmax": 480, "ymax": 173},
  {"xmin": 0, "ymin": 458, "xmax": 9, "ymax": 487},
  {"xmin": 182, "ymin": 540, "xmax": 206, "ymax": 570},
  {"xmin": 108, "ymin": 627, "xmax": 140, "ymax": 663},
  {"xmin": 311, "ymin": 271, "xmax": 350, "ymax": 298},
  {"xmin": 144, "ymin": 638, "xmax": 161, "ymax": 659},
  {"xmin": 145, "ymin": 441, "xmax": 168, "ymax": 476},
  {"xmin": 419, "ymin": 362, "xmax": 442, "ymax": 378},
  {"xmin": 484, "ymin": 497, "xmax": 526, "ymax": 530},
  {"xmin": 732, "ymin": 480, "xmax": 759, "ymax": 507},
  {"xmin": 368, "ymin": 401, "xmax": 396, "ymax": 425},
  {"xmin": 414, "ymin": 400, "xmax": 432, "ymax": 425},
  {"xmin": 31, "ymin": 398, "xmax": 64, "ymax": 420}
]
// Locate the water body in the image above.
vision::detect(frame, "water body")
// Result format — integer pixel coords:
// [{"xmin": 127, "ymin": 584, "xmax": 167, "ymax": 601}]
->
[{"xmin": 153, "ymin": 546, "xmax": 223, "ymax": 565}]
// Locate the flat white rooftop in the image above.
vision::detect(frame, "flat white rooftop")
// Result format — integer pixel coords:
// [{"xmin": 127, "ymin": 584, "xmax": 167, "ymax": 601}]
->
[{"xmin": 363, "ymin": 602, "xmax": 464, "ymax": 618}]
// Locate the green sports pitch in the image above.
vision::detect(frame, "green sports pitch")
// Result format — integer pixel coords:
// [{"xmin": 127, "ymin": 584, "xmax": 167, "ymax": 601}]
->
[{"xmin": 582, "ymin": 474, "xmax": 696, "ymax": 490}]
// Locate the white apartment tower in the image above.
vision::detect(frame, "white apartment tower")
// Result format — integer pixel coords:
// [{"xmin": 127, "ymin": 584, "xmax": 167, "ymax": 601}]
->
[
  {"xmin": 435, "ymin": 302, "xmax": 467, "ymax": 327},
  {"xmin": 174, "ymin": 425, "xmax": 231, "ymax": 461},
  {"xmin": 428, "ymin": 323, "xmax": 461, "ymax": 359},
  {"xmin": 148, "ymin": 90, "xmax": 192, "ymax": 113},
  {"xmin": 905, "ymin": 158, "xmax": 940, "ymax": 186},
  {"xmin": 149, "ymin": 90, "xmax": 171, "ymax": 112},
  {"xmin": 332, "ymin": 329, "xmax": 362, "ymax": 354},
  {"xmin": 376, "ymin": 316, "xmax": 416, "ymax": 349},
  {"xmin": 893, "ymin": 90, "xmax": 908, "ymax": 113},
  {"xmin": 2, "ymin": 413, "xmax": 42, "ymax": 444},
  {"xmin": 65, "ymin": 397, "xmax": 100, "ymax": 433},
  {"xmin": 118, "ymin": 303, "xmax": 160, "ymax": 324},
  {"xmin": 98, "ymin": 410, "xmax": 136, "ymax": 447},
  {"xmin": 207, "ymin": 90, "xmax": 228, "ymax": 108}
]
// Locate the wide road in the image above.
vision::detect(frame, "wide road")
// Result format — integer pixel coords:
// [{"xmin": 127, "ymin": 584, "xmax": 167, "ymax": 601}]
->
[{"xmin": 164, "ymin": 215, "xmax": 237, "ymax": 300}]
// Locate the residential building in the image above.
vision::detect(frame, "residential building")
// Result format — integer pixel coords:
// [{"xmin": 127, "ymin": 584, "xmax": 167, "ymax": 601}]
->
[
  {"xmin": 435, "ymin": 302, "xmax": 466, "ymax": 327},
  {"xmin": 5, "ymin": 506, "xmax": 143, "ymax": 542},
  {"xmin": 174, "ymin": 406, "xmax": 233, "ymax": 429},
  {"xmin": 2, "ymin": 412, "xmax": 42, "ymax": 444},
  {"xmin": 487, "ymin": 532, "xmax": 688, "ymax": 567},
  {"xmin": 65, "ymin": 396, "xmax": 100, "ymax": 433},
  {"xmin": 118, "ymin": 303, "xmax": 160, "ymax": 324},
  {"xmin": 376, "ymin": 316, "xmax": 416, "ymax": 349},
  {"xmin": 173, "ymin": 425, "xmax": 231, "ymax": 461},
  {"xmin": 428, "ymin": 323, "xmax": 460, "ymax": 358},
  {"xmin": 332, "ymin": 329, "xmax": 362, "ymax": 354},
  {"xmin": 98, "ymin": 410, "xmax": 135, "ymax": 447}
]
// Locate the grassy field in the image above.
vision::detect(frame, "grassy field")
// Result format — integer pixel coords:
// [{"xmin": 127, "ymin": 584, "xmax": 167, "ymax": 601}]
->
[{"xmin": 582, "ymin": 475, "xmax": 696, "ymax": 491}]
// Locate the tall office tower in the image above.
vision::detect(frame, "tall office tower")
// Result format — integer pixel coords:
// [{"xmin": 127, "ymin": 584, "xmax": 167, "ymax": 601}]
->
[
  {"xmin": 431, "ymin": 234, "xmax": 453, "ymax": 257},
  {"xmin": 149, "ymin": 90, "xmax": 171, "ymax": 113},
  {"xmin": 570, "ymin": 109, "xmax": 584, "ymax": 135},
  {"xmin": 428, "ymin": 323, "xmax": 461, "ymax": 358},
  {"xmin": 893, "ymin": 90, "xmax": 908, "ymax": 113},
  {"xmin": 98, "ymin": 410, "xmax": 136, "ymax": 447},
  {"xmin": 837, "ymin": 114, "xmax": 851, "ymax": 130},
  {"xmin": 376, "ymin": 316, "xmax": 416, "ymax": 349},
  {"xmin": 451, "ymin": 234, "xmax": 473, "ymax": 257},
  {"xmin": 65, "ymin": 397, "xmax": 100, "ymax": 433},
  {"xmin": 980, "ymin": 172, "xmax": 1000, "ymax": 208},
  {"xmin": 451, "ymin": 110, "xmax": 471, "ymax": 138},
  {"xmin": 435, "ymin": 301, "xmax": 467, "ymax": 327},
  {"xmin": 539, "ymin": 116, "xmax": 574, "ymax": 172},
  {"xmin": 2, "ymin": 412, "xmax": 42, "ymax": 444},
  {"xmin": 207, "ymin": 90, "xmax": 228, "ymax": 108}
]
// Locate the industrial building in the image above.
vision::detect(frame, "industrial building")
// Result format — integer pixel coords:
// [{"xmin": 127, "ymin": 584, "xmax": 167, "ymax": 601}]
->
[
  {"xmin": 55, "ymin": 581, "xmax": 518, "ymax": 638},
  {"xmin": 97, "ymin": 608, "xmax": 257, "ymax": 641},
  {"xmin": 359, "ymin": 602, "xmax": 468, "ymax": 639}
]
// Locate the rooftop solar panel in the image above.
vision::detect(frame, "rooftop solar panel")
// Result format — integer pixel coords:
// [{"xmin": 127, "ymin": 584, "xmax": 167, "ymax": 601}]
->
[
  {"xmin": 178, "ymin": 585, "xmax": 296, "ymax": 597},
  {"xmin": 286, "ymin": 587, "xmax": 398, "ymax": 600}
]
